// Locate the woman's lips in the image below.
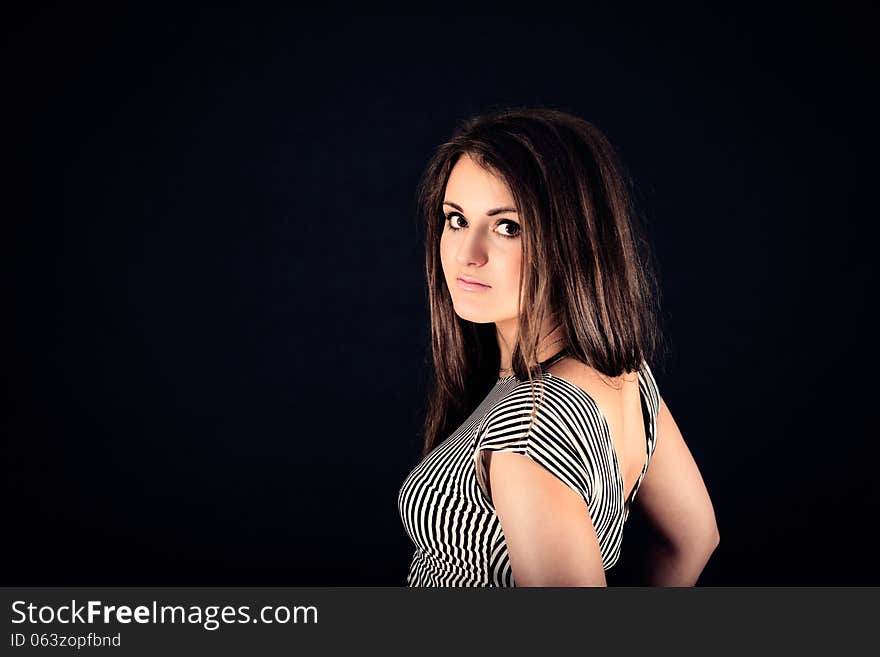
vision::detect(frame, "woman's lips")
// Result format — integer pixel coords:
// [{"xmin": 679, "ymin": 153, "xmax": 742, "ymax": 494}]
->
[{"xmin": 456, "ymin": 277, "xmax": 491, "ymax": 291}]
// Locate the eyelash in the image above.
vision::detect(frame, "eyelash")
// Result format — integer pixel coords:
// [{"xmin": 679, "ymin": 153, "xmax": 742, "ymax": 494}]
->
[{"xmin": 443, "ymin": 212, "xmax": 521, "ymax": 239}]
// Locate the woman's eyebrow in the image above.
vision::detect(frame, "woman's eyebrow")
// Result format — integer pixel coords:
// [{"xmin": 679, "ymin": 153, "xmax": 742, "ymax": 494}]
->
[{"xmin": 442, "ymin": 200, "xmax": 518, "ymax": 216}]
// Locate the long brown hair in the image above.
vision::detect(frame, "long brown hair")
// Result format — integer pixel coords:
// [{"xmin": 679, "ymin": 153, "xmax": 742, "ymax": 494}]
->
[{"xmin": 417, "ymin": 107, "xmax": 667, "ymax": 458}]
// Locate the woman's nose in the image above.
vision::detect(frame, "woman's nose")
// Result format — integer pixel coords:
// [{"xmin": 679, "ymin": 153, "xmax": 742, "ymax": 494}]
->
[{"xmin": 454, "ymin": 230, "xmax": 488, "ymax": 267}]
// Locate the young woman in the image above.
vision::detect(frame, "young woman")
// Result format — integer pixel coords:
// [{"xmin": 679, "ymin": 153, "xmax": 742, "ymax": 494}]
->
[{"xmin": 398, "ymin": 107, "xmax": 719, "ymax": 587}]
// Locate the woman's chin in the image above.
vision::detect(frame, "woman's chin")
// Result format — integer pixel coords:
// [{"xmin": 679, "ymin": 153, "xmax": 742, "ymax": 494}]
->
[{"xmin": 452, "ymin": 304, "xmax": 494, "ymax": 325}]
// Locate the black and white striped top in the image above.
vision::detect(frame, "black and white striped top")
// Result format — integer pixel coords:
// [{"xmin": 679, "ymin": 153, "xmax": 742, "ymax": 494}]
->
[{"xmin": 397, "ymin": 358, "xmax": 661, "ymax": 586}]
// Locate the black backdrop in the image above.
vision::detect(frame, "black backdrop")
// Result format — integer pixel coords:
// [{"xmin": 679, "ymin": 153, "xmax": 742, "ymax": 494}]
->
[{"xmin": 8, "ymin": 4, "xmax": 874, "ymax": 585}]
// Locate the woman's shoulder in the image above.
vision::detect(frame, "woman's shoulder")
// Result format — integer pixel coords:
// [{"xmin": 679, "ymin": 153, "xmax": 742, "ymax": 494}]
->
[
  {"xmin": 549, "ymin": 356, "xmax": 639, "ymax": 388},
  {"xmin": 485, "ymin": 363, "xmax": 613, "ymax": 429},
  {"xmin": 488, "ymin": 358, "xmax": 651, "ymax": 429},
  {"xmin": 518, "ymin": 357, "xmax": 635, "ymax": 400}
]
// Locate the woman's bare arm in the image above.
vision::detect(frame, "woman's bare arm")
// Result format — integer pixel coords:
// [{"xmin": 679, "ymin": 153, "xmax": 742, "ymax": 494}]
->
[
  {"xmin": 634, "ymin": 396, "xmax": 720, "ymax": 585},
  {"xmin": 487, "ymin": 450, "xmax": 608, "ymax": 586}
]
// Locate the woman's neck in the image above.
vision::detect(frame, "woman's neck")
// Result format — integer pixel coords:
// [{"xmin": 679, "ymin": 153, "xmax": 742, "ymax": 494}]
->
[{"xmin": 495, "ymin": 318, "xmax": 566, "ymax": 372}]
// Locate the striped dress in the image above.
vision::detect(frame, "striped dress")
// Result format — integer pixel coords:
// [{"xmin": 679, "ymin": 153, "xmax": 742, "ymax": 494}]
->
[{"xmin": 397, "ymin": 358, "xmax": 661, "ymax": 586}]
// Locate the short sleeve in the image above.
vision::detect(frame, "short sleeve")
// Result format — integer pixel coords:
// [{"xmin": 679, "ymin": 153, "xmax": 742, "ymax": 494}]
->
[
  {"xmin": 472, "ymin": 383, "xmax": 601, "ymax": 511},
  {"xmin": 638, "ymin": 359, "xmax": 661, "ymax": 460}
]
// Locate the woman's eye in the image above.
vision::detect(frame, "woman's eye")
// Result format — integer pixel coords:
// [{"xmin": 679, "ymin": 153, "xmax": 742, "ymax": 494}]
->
[
  {"xmin": 497, "ymin": 220, "xmax": 521, "ymax": 239},
  {"xmin": 444, "ymin": 213, "xmax": 520, "ymax": 240},
  {"xmin": 446, "ymin": 212, "xmax": 466, "ymax": 230}
]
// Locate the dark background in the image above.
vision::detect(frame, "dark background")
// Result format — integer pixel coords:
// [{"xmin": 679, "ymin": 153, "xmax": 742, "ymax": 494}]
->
[{"xmin": 8, "ymin": 3, "xmax": 874, "ymax": 585}]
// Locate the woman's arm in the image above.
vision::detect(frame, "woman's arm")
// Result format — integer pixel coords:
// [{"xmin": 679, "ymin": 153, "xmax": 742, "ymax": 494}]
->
[
  {"xmin": 486, "ymin": 450, "xmax": 607, "ymax": 586},
  {"xmin": 634, "ymin": 396, "xmax": 720, "ymax": 585}
]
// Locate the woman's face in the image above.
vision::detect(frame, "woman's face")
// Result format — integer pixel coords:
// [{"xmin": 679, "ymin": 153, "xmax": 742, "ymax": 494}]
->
[{"xmin": 439, "ymin": 154, "xmax": 523, "ymax": 324}]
